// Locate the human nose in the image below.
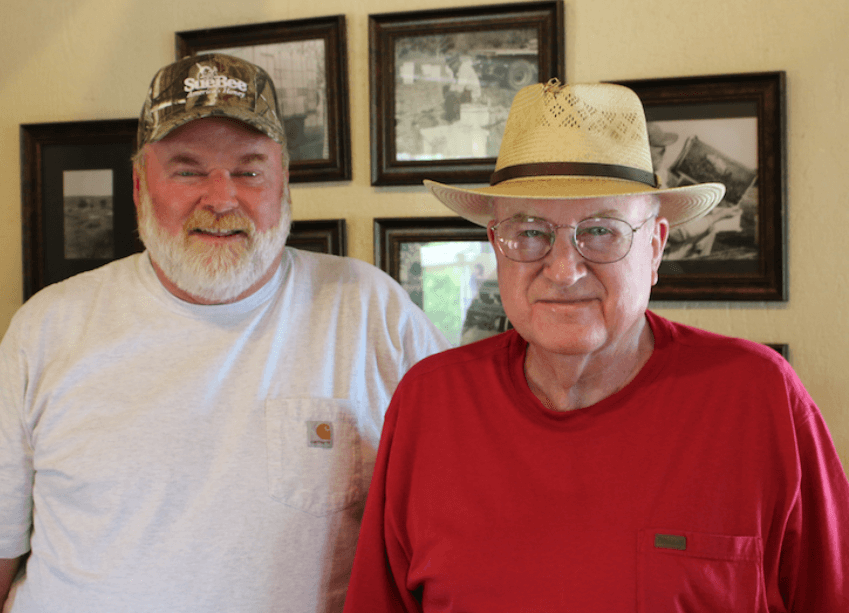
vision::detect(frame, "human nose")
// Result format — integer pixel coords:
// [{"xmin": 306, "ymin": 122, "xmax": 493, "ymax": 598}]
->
[
  {"xmin": 200, "ymin": 169, "xmax": 238, "ymax": 213},
  {"xmin": 542, "ymin": 228, "xmax": 587, "ymax": 287}
]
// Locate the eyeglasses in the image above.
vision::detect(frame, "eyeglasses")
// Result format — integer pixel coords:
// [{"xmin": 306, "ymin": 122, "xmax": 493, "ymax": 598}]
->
[{"xmin": 490, "ymin": 214, "xmax": 657, "ymax": 264}]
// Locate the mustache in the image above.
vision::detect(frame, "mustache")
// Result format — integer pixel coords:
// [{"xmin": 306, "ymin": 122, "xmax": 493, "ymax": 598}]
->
[{"xmin": 184, "ymin": 209, "xmax": 255, "ymax": 236}]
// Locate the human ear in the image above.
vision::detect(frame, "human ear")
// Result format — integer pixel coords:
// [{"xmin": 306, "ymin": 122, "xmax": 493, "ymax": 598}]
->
[
  {"xmin": 132, "ymin": 166, "xmax": 141, "ymax": 210},
  {"xmin": 650, "ymin": 217, "xmax": 670, "ymax": 286},
  {"xmin": 131, "ymin": 147, "xmax": 148, "ymax": 212},
  {"xmin": 486, "ymin": 219, "xmax": 498, "ymax": 248}
]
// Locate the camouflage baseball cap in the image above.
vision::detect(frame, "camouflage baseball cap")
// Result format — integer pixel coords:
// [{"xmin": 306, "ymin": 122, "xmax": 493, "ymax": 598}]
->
[{"xmin": 137, "ymin": 53, "xmax": 286, "ymax": 148}]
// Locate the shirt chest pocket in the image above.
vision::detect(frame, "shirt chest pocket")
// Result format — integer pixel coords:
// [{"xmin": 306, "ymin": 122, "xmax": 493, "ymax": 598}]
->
[
  {"xmin": 638, "ymin": 529, "xmax": 767, "ymax": 612},
  {"xmin": 265, "ymin": 398, "xmax": 365, "ymax": 516}
]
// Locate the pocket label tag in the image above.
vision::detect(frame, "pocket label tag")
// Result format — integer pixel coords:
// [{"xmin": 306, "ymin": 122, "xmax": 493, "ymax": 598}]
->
[
  {"xmin": 655, "ymin": 534, "xmax": 687, "ymax": 551},
  {"xmin": 307, "ymin": 421, "xmax": 333, "ymax": 449}
]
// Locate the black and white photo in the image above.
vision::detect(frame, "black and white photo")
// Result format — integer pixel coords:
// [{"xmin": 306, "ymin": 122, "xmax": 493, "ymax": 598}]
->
[
  {"xmin": 62, "ymin": 169, "xmax": 115, "ymax": 260},
  {"xmin": 369, "ymin": 1, "xmax": 564, "ymax": 185},
  {"xmin": 394, "ymin": 30, "xmax": 539, "ymax": 162},
  {"xmin": 646, "ymin": 114, "xmax": 759, "ymax": 271}
]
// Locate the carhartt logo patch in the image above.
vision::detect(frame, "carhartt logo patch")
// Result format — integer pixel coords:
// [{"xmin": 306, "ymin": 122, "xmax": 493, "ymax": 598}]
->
[
  {"xmin": 655, "ymin": 534, "xmax": 687, "ymax": 551},
  {"xmin": 307, "ymin": 421, "xmax": 333, "ymax": 449}
]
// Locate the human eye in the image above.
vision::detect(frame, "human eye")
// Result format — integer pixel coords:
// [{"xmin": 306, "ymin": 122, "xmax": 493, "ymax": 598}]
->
[
  {"xmin": 234, "ymin": 153, "xmax": 272, "ymax": 180},
  {"xmin": 576, "ymin": 219, "xmax": 623, "ymax": 239},
  {"xmin": 507, "ymin": 217, "xmax": 548, "ymax": 238},
  {"xmin": 168, "ymin": 167, "xmax": 205, "ymax": 181},
  {"xmin": 579, "ymin": 225, "xmax": 614, "ymax": 237},
  {"xmin": 518, "ymin": 227, "xmax": 548, "ymax": 239}
]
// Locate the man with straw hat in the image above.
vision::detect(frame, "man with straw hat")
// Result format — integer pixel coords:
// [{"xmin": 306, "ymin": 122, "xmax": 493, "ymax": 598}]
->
[{"xmin": 344, "ymin": 80, "xmax": 849, "ymax": 611}]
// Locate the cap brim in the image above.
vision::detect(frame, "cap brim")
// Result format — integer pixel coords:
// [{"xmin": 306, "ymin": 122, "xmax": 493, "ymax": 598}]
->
[
  {"xmin": 145, "ymin": 106, "xmax": 286, "ymax": 146},
  {"xmin": 424, "ymin": 177, "xmax": 726, "ymax": 227}
]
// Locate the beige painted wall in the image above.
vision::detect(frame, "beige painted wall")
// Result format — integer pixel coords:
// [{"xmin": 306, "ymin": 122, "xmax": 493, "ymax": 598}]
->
[{"xmin": 1, "ymin": 0, "xmax": 847, "ymax": 473}]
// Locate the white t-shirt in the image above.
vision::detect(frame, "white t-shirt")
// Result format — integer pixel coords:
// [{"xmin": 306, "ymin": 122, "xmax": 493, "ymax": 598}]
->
[{"xmin": 0, "ymin": 249, "xmax": 449, "ymax": 612}]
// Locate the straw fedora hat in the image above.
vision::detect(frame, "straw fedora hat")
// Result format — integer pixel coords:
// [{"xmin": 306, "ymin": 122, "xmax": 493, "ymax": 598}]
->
[{"xmin": 424, "ymin": 79, "xmax": 725, "ymax": 227}]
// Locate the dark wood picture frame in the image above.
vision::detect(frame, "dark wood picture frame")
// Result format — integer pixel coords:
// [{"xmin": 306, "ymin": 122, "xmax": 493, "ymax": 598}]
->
[
  {"xmin": 20, "ymin": 119, "xmax": 144, "ymax": 300},
  {"xmin": 374, "ymin": 216, "xmax": 488, "ymax": 273},
  {"xmin": 369, "ymin": 1, "xmax": 564, "ymax": 186},
  {"xmin": 288, "ymin": 219, "xmax": 347, "ymax": 256},
  {"xmin": 616, "ymin": 72, "xmax": 787, "ymax": 301},
  {"xmin": 766, "ymin": 343, "xmax": 789, "ymax": 360},
  {"xmin": 375, "ymin": 216, "xmax": 509, "ymax": 345},
  {"xmin": 176, "ymin": 15, "xmax": 352, "ymax": 183}
]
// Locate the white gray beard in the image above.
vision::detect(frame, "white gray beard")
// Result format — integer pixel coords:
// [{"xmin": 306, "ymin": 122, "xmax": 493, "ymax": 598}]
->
[{"xmin": 137, "ymin": 192, "xmax": 292, "ymax": 304}]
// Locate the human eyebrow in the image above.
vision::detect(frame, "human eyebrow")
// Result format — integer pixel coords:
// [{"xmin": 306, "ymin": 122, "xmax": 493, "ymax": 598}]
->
[
  {"xmin": 586, "ymin": 208, "xmax": 622, "ymax": 218},
  {"xmin": 238, "ymin": 153, "xmax": 270, "ymax": 165},
  {"xmin": 510, "ymin": 212, "xmax": 548, "ymax": 221},
  {"xmin": 164, "ymin": 154, "xmax": 203, "ymax": 168}
]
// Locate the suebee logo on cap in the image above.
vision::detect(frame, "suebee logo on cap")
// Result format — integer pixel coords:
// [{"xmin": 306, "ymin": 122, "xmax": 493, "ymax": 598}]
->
[
  {"xmin": 136, "ymin": 53, "xmax": 287, "ymax": 149},
  {"xmin": 184, "ymin": 64, "xmax": 248, "ymax": 99}
]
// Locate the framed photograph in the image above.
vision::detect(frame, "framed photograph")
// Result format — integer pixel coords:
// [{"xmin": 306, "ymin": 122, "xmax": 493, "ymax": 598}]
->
[
  {"xmin": 288, "ymin": 219, "xmax": 347, "ymax": 256},
  {"xmin": 369, "ymin": 1, "xmax": 564, "ymax": 186},
  {"xmin": 616, "ymin": 72, "xmax": 786, "ymax": 301},
  {"xmin": 176, "ymin": 15, "xmax": 352, "ymax": 183},
  {"xmin": 20, "ymin": 119, "xmax": 144, "ymax": 300},
  {"xmin": 375, "ymin": 216, "xmax": 510, "ymax": 346}
]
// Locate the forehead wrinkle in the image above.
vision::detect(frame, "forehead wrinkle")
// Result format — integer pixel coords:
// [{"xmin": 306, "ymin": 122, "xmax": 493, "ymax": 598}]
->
[
  {"xmin": 495, "ymin": 194, "xmax": 656, "ymax": 223},
  {"xmin": 585, "ymin": 208, "xmax": 627, "ymax": 219},
  {"xmin": 161, "ymin": 151, "xmax": 270, "ymax": 169},
  {"xmin": 500, "ymin": 206, "xmax": 625, "ymax": 223}
]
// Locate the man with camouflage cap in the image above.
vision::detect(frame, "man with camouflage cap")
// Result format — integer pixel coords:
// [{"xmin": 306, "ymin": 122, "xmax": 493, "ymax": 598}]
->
[{"xmin": 0, "ymin": 53, "xmax": 448, "ymax": 612}]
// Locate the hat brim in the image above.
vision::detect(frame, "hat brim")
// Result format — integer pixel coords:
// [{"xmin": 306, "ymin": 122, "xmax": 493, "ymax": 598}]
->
[
  {"xmin": 144, "ymin": 106, "xmax": 286, "ymax": 146},
  {"xmin": 424, "ymin": 176, "xmax": 726, "ymax": 228}
]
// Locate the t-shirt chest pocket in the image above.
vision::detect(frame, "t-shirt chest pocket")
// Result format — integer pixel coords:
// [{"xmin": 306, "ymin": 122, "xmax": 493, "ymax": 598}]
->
[
  {"xmin": 265, "ymin": 398, "xmax": 365, "ymax": 516},
  {"xmin": 638, "ymin": 528, "xmax": 767, "ymax": 612}
]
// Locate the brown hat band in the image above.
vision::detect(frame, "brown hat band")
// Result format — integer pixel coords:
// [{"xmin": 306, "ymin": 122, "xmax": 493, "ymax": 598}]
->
[{"xmin": 490, "ymin": 162, "xmax": 658, "ymax": 188}]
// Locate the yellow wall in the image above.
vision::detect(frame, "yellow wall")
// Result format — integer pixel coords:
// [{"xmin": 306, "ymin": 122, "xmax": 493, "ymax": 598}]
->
[{"xmin": 1, "ymin": 0, "xmax": 847, "ymax": 473}]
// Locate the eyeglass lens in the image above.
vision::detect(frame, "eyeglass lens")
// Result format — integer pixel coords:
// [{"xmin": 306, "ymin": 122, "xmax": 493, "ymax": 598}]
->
[{"xmin": 495, "ymin": 217, "xmax": 636, "ymax": 263}]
